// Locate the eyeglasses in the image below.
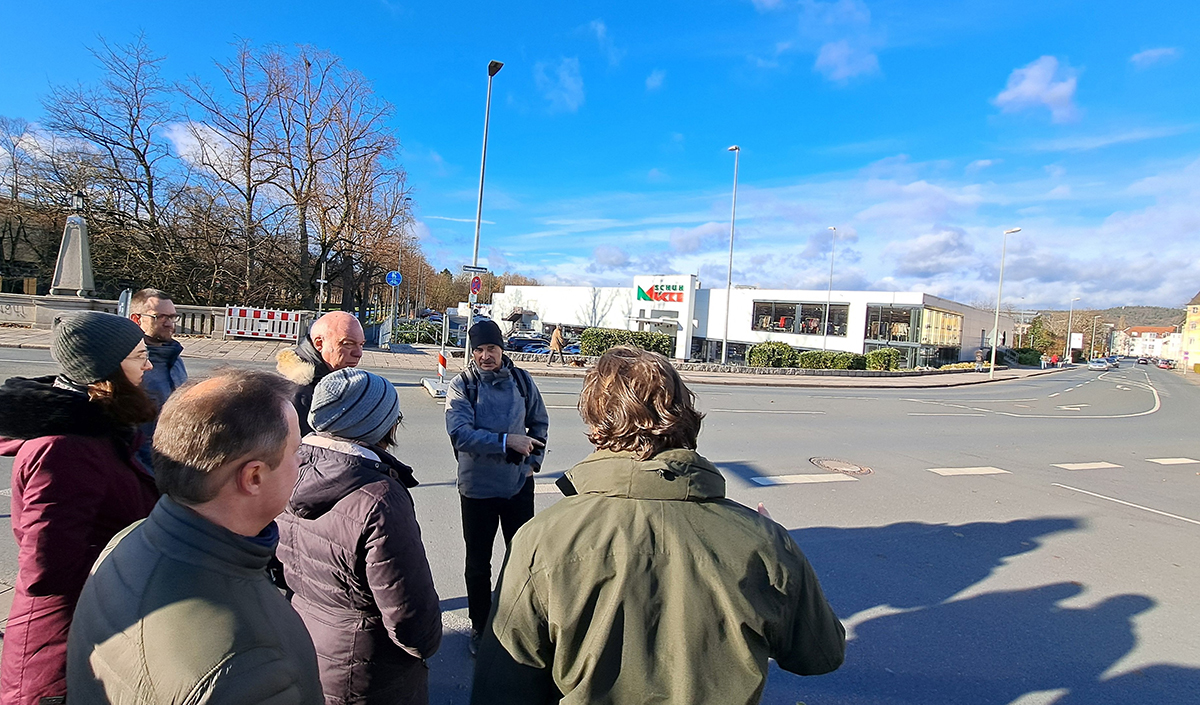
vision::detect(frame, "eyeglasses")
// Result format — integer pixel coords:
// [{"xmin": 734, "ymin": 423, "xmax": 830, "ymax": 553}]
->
[{"xmin": 140, "ymin": 313, "xmax": 180, "ymax": 322}]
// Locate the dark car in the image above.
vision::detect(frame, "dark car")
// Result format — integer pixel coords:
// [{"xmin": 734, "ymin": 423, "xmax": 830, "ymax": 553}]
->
[{"xmin": 506, "ymin": 335, "xmax": 548, "ymax": 352}]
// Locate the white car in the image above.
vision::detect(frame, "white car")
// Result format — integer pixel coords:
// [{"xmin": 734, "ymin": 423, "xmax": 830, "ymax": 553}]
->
[{"xmin": 1087, "ymin": 359, "xmax": 1110, "ymax": 371}]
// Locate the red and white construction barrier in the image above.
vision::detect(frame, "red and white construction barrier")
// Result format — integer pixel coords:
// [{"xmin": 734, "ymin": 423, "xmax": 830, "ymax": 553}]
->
[
  {"xmin": 437, "ymin": 352, "xmax": 447, "ymax": 380},
  {"xmin": 224, "ymin": 307, "xmax": 302, "ymax": 341}
]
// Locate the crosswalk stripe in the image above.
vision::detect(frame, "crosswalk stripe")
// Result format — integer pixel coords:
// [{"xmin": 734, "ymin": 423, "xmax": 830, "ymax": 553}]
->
[
  {"xmin": 1146, "ymin": 457, "xmax": 1200, "ymax": 465},
  {"xmin": 534, "ymin": 483, "xmax": 561, "ymax": 494},
  {"xmin": 1053, "ymin": 461, "xmax": 1123, "ymax": 470},
  {"xmin": 927, "ymin": 466, "xmax": 1011, "ymax": 476},
  {"xmin": 751, "ymin": 474, "xmax": 857, "ymax": 485},
  {"xmin": 710, "ymin": 409, "xmax": 825, "ymax": 415}
]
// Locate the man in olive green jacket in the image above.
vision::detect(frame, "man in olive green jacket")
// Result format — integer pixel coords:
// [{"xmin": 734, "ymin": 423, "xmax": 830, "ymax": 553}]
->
[
  {"xmin": 67, "ymin": 371, "xmax": 323, "ymax": 704},
  {"xmin": 472, "ymin": 347, "xmax": 845, "ymax": 704}
]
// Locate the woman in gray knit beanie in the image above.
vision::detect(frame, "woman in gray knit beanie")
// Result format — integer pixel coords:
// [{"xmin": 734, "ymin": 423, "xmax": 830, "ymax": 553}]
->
[
  {"xmin": 276, "ymin": 369, "xmax": 442, "ymax": 704},
  {"xmin": 0, "ymin": 311, "xmax": 161, "ymax": 705}
]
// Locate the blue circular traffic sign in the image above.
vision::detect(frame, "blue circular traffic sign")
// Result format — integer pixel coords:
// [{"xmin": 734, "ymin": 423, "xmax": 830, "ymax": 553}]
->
[{"xmin": 386, "ymin": 271, "xmax": 403, "ymax": 286}]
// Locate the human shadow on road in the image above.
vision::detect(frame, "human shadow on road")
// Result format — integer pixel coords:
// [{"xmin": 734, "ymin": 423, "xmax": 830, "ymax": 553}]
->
[{"xmin": 760, "ymin": 519, "xmax": 1200, "ymax": 705}]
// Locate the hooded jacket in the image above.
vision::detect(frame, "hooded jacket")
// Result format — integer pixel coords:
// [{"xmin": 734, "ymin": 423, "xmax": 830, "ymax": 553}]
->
[
  {"xmin": 276, "ymin": 436, "xmax": 442, "ymax": 705},
  {"xmin": 67, "ymin": 496, "xmax": 324, "ymax": 705},
  {"xmin": 137, "ymin": 337, "xmax": 188, "ymax": 469},
  {"xmin": 446, "ymin": 357, "xmax": 549, "ymax": 500},
  {"xmin": 277, "ymin": 334, "xmax": 334, "ymax": 436},
  {"xmin": 472, "ymin": 449, "xmax": 846, "ymax": 705},
  {"xmin": 0, "ymin": 376, "xmax": 160, "ymax": 705}
]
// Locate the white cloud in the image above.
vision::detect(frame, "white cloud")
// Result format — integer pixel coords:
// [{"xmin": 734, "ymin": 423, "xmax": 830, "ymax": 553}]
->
[
  {"xmin": 1130, "ymin": 47, "xmax": 1180, "ymax": 69},
  {"xmin": 1030, "ymin": 125, "xmax": 1193, "ymax": 152},
  {"xmin": 425, "ymin": 215, "xmax": 495, "ymax": 225},
  {"xmin": 647, "ymin": 168, "xmax": 668, "ymax": 183},
  {"xmin": 993, "ymin": 56, "xmax": 1080, "ymax": 123},
  {"xmin": 750, "ymin": 0, "xmax": 785, "ymax": 10},
  {"xmin": 592, "ymin": 244, "xmax": 630, "ymax": 268},
  {"xmin": 645, "ymin": 69, "xmax": 666, "ymax": 92},
  {"xmin": 535, "ymin": 58, "xmax": 585, "ymax": 113},
  {"xmin": 669, "ymin": 222, "xmax": 726, "ymax": 253},
  {"xmin": 884, "ymin": 228, "xmax": 976, "ymax": 277},
  {"xmin": 589, "ymin": 20, "xmax": 624, "ymax": 67},
  {"xmin": 813, "ymin": 40, "xmax": 880, "ymax": 82},
  {"xmin": 966, "ymin": 159, "xmax": 997, "ymax": 173}
]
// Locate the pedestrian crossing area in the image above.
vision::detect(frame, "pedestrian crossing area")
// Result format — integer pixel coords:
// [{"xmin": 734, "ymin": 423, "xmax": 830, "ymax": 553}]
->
[{"xmin": 929, "ymin": 457, "xmax": 1197, "ymax": 476}]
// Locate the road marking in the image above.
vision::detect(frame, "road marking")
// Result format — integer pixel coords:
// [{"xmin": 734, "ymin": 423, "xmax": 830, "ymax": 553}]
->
[
  {"xmin": 0, "ymin": 488, "xmax": 9, "ymax": 497},
  {"xmin": 1053, "ymin": 461, "xmax": 1123, "ymax": 471},
  {"xmin": 544, "ymin": 405, "xmax": 579, "ymax": 409},
  {"xmin": 1055, "ymin": 404, "xmax": 1089, "ymax": 411},
  {"xmin": 1052, "ymin": 483, "xmax": 1200, "ymax": 527},
  {"xmin": 709, "ymin": 409, "xmax": 825, "ymax": 415},
  {"xmin": 907, "ymin": 412, "xmax": 986, "ymax": 417},
  {"xmin": 751, "ymin": 474, "xmax": 857, "ymax": 485},
  {"xmin": 1147, "ymin": 457, "xmax": 1200, "ymax": 465},
  {"xmin": 534, "ymin": 483, "xmax": 561, "ymax": 494},
  {"xmin": 927, "ymin": 466, "xmax": 1011, "ymax": 476},
  {"xmin": 0, "ymin": 359, "xmax": 56, "ymax": 364},
  {"xmin": 1048, "ymin": 393, "xmax": 1060, "ymax": 398}
]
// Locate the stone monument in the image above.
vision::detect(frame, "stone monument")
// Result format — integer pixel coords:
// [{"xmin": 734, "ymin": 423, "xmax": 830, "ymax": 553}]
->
[{"xmin": 49, "ymin": 212, "xmax": 95, "ymax": 297}]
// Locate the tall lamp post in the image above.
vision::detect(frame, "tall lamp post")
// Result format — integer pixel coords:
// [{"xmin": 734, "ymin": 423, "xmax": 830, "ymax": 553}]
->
[
  {"xmin": 1064, "ymin": 296, "xmax": 1081, "ymax": 363},
  {"xmin": 721, "ymin": 145, "xmax": 740, "ymax": 365},
  {"xmin": 988, "ymin": 227, "xmax": 1021, "ymax": 379},
  {"xmin": 823, "ymin": 226, "xmax": 837, "ymax": 351},
  {"xmin": 472, "ymin": 60, "xmax": 503, "ymax": 269}
]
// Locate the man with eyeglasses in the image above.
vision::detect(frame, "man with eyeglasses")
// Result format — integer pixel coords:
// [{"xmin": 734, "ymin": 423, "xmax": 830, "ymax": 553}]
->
[{"xmin": 129, "ymin": 288, "xmax": 188, "ymax": 470}]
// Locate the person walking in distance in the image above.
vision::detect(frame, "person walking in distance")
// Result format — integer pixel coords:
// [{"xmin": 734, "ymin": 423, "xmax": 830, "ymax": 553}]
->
[
  {"xmin": 67, "ymin": 370, "xmax": 323, "ymax": 704},
  {"xmin": 0, "ymin": 312, "xmax": 160, "ymax": 705},
  {"xmin": 447, "ymin": 320, "xmax": 549, "ymax": 657},
  {"xmin": 472, "ymin": 346, "xmax": 845, "ymax": 704},
  {"xmin": 547, "ymin": 325, "xmax": 566, "ymax": 367},
  {"xmin": 277, "ymin": 311, "xmax": 366, "ymax": 435},
  {"xmin": 277, "ymin": 368, "xmax": 442, "ymax": 705},
  {"xmin": 975, "ymin": 347, "xmax": 986, "ymax": 372},
  {"xmin": 128, "ymin": 288, "xmax": 188, "ymax": 469}
]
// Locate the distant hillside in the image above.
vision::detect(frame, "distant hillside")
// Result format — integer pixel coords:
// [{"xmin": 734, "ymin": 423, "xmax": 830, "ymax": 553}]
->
[{"xmin": 1036, "ymin": 306, "xmax": 1185, "ymax": 329}]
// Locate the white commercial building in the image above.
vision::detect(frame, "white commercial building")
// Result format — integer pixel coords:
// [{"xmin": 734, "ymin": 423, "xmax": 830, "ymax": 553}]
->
[{"xmin": 492, "ymin": 274, "xmax": 1014, "ymax": 369}]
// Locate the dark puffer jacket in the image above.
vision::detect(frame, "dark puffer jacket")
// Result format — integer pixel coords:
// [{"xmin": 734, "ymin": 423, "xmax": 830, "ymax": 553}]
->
[
  {"xmin": 0, "ymin": 376, "xmax": 159, "ymax": 705},
  {"xmin": 276, "ymin": 436, "xmax": 442, "ymax": 705}
]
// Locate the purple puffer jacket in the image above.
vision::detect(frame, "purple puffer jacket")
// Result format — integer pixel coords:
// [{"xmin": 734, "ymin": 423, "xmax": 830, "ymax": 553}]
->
[{"xmin": 276, "ymin": 436, "xmax": 441, "ymax": 705}]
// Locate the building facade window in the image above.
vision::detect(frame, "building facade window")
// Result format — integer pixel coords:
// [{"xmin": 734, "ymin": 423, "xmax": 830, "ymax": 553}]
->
[
  {"xmin": 752, "ymin": 301, "xmax": 850, "ymax": 337},
  {"xmin": 865, "ymin": 305, "xmax": 920, "ymax": 343}
]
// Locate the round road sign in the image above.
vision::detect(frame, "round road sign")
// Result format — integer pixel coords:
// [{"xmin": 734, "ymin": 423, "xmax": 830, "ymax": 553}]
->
[
  {"xmin": 470, "ymin": 276, "xmax": 482, "ymax": 294},
  {"xmin": 386, "ymin": 271, "xmax": 403, "ymax": 287}
]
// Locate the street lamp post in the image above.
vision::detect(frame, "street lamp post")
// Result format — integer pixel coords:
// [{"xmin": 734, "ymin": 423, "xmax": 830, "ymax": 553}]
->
[
  {"xmin": 1064, "ymin": 297, "xmax": 1081, "ymax": 363},
  {"xmin": 721, "ymin": 145, "xmax": 740, "ymax": 365},
  {"xmin": 989, "ymin": 227, "xmax": 1021, "ymax": 380},
  {"xmin": 471, "ymin": 60, "xmax": 503, "ymax": 269},
  {"xmin": 823, "ymin": 226, "xmax": 837, "ymax": 351}
]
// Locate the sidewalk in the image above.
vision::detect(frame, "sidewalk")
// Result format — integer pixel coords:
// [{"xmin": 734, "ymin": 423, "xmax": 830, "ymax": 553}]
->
[{"xmin": 0, "ymin": 325, "xmax": 1065, "ymax": 388}]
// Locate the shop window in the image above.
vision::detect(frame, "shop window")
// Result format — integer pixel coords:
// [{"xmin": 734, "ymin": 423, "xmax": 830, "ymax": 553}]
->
[
  {"xmin": 752, "ymin": 301, "xmax": 847, "ymax": 337},
  {"xmin": 865, "ymin": 305, "xmax": 920, "ymax": 343},
  {"xmin": 752, "ymin": 301, "xmax": 797, "ymax": 332}
]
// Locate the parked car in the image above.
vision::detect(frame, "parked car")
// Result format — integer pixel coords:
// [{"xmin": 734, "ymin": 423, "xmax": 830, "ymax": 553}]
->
[
  {"xmin": 523, "ymin": 344, "xmax": 550, "ymax": 355},
  {"xmin": 507, "ymin": 335, "xmax": 548, "ymax": 352},
  {"xmin": 563, "ymin": 343, "xmax": 581, "ymax": 355},
  {"xmin": 1087, "ymin": 359, "xmax": 1110, "ymax": 371},
  {"xmin": 1105, "ymin": 356, "xmax": 1120, "ymax": 367},
  {"xmin": 1157, "ymin": 359, "xmax": 1174, "ymax": 369},
  {"xmin": 1136, "ymin": 357, "xmax": 1149, "ymax": 365}
]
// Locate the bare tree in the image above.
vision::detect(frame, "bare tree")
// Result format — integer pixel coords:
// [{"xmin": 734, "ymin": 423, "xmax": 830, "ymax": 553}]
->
[{"xmin": 577, "ymin": 287, "xmax": 616, "ymax": 327}]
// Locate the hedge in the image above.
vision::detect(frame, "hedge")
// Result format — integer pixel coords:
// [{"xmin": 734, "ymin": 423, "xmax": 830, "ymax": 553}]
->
[
  {"xmin": 865, "ymin": 347, "xmax": 902, "ymax": 371},
  {"xmin": 747, "ymin": 342, "xmax": 795, "ymax": 367},
  {"xmin": 579, "ymin": 328, "xmax": 674, "ymax": 357},
  {"xmin": 390, "ymin": 320, "xmax": 440, "ymax": 345}
]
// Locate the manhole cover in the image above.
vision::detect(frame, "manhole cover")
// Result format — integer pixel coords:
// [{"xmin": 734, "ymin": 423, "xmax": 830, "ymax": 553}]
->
[{"xmin": 810, "ymin": 457, "xmax": 873, "ymax": 476}]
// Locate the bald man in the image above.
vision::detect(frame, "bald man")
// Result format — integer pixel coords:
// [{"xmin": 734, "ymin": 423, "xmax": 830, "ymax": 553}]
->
[{"xmin": 277, "ymin": 311, "xmax": 366, "ymax": 435}]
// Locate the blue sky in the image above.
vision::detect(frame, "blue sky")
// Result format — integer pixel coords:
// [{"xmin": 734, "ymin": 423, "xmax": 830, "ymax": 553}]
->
[{"xmin": 3, "ymin": 0, "xmax": 1198, "ymax": 309}]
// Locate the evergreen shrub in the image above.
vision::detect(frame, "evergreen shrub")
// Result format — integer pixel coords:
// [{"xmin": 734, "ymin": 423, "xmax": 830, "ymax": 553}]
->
[
  {"xmin": 747, "ymin": 342, "xmax": 796, "ymax": 368},
  {"xmin": 580, "ymin": 328, "xmax": 674, "ymax": 357},
  {"xmin": 865, "ymin": 347, "xmax": 902, "ymax": 371}
]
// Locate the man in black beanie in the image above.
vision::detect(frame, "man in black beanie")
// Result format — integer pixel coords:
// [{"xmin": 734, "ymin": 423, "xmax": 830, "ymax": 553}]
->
[{"xmin": 445, "ymin": 319, "xmax": 549, "ymax": 656}]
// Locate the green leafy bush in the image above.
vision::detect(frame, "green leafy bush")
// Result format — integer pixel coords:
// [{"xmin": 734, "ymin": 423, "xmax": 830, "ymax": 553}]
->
[
  {"xmin": 747, "ymin": 342, "xmax": 796, "ymax": 367},
  {"xmin": 1016, "ymin": 350, "xmax": 1041, "ymax": 366},
  {"xmin": 832, "ymin": 352, "xmax": 867, "ymax": 370},
  {"xmin": 796, "ymin": 350, "xmax": 836, "ymax": 369},
  {"xmin": 580, "ymin": 328, "xmax": 673, "ymax": 357},
  {"xmin": 865, "ymin": 347, "xmax": 902, "ymax": 371},
  {"xmin": 390, "ymin": 320, "xmax": 440, "ymax": 345}
]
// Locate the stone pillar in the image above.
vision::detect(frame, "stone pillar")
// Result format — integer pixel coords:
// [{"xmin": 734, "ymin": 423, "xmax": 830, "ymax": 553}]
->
[{"xmin": 50, "ymin": 215, "xmax": 95, "ymax": 297}]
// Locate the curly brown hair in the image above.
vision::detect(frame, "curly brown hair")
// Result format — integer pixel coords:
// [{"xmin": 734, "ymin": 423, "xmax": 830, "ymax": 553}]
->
[
  {"xmin": 88, "ymin": 370, "xmax": 158, "ymax": 427},
  {"xmin": 579, "ymin": 346, "xmax": 704, "ymax": 460}
]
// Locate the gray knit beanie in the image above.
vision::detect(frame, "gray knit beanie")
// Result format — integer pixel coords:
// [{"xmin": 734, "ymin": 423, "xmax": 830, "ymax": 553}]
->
[
  {"xmin": 309, "ymin": 368, "xmax": 401, "ymax": 446},
  {"xmin": 51, "ymin": 311, "xmax": 146, "ymax": 385}
]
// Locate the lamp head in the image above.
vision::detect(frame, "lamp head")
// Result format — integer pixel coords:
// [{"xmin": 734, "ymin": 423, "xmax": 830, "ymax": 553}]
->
[
  {"xmin": 488, "ymin": 60, "xmax": 504, "ymax": 77},
  {"xmin": 71, "ymin": 190, "xmax": 85, "ymax": 212},
  {"xmin": 1004, "ymin": 227, "xmax": 1021, "ymax": 234},
  {"xmin": 727, "ymin": 145, "xmax": 739, "ymax": 152}
]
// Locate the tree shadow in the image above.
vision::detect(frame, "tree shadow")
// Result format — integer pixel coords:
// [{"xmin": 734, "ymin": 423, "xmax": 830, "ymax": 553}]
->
[{"xmin": 756, "ymin": 519, "xmax": 1200, "ymax": 704}]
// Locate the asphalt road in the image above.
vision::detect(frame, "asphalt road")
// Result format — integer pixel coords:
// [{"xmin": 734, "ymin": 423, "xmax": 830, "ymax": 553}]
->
[{"xmin": 1, "ymin": 349, "xmax": 1197, "ymax": 705}]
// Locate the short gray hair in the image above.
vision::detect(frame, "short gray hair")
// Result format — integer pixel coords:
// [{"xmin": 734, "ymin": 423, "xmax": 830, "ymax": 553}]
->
[
  {"xmin": 153, "ymin": 369, "xmax": 297, "ymax": 504},
  {"xmin": 130, "ymin": 288, "xmax": 173, "ymax": 315}
]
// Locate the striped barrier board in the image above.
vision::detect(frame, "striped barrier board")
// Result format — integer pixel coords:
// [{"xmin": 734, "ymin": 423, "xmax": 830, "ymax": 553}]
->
[{"xmin": 224, "ymin": 307, "xmax": 302, "ymax": 341}]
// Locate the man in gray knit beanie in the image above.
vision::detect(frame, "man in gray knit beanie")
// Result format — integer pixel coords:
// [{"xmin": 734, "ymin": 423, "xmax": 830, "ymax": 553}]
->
[
  {"xmin": 51, "ymin": 311, "xmax": 147, "ymax": 388},
  {"xmin": 308, "ymin": 369, "xmax": 401, "ymax": 447}
]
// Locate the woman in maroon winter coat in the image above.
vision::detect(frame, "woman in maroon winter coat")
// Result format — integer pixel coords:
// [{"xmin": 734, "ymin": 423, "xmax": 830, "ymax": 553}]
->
[
  {"xmin": 0, "ymin": 312, "xmax": 160, "ymax": 705},
  {"xmin": 276, "ymin": 368, "xmax": 441, "ymax": 705}
]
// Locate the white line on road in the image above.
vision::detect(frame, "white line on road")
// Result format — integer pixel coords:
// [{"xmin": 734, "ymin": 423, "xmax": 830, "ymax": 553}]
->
[
  {"xmin": 1048, "ymin": 393, "xmax": 1060, "ymax": 398},
  {"xmin": 709, "ymin": 409, "xmax": 825, "ymax": 415},
  {"xmin": 534, "ymin": 483, "xmax": 562, "ymax": 494},
  {"xmin": 751, "ymin": 474, "xmax": 857, "ymax": 485},
  {"xmin": 0, "ymin": 488, "xmax": 9, "ymax": 496},
  {"xmin": 0, "ymin": 359, "xmax": 56, "ymax": 365},
  {"xmin": 545, "ymin": 405, "xmax": 579, "ymax": 409},
  {"xmin": 1053, "ymin": 461, "xmax": 1123, "ymax": 470},
  {"xmin": 1147, "ymin": 457, "xmax": 1200, "ymax": 465},
  {"xmin": 927, "ymin": 466, "xmax": 1011, "ymax": 476},
  {"xmin": 1052, "ymin": 483, "xmax": 1200, "ymax": 527},
  {"xmin": 907, "ymin": 413, "xmax": 986, "ymax": 416}
]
